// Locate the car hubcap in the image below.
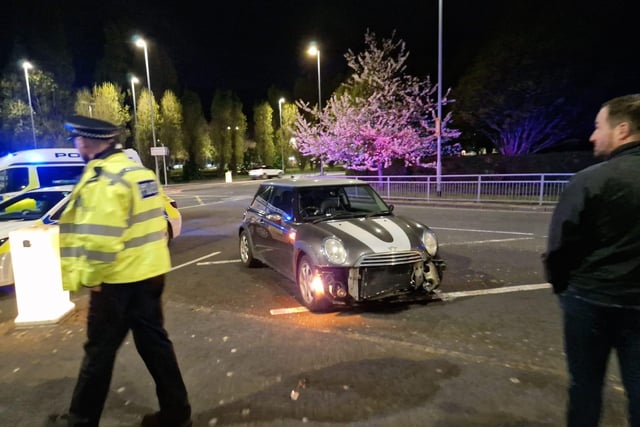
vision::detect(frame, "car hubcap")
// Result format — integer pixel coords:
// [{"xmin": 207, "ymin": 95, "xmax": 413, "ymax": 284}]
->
[
  {"xmin": 298, "ymin": 261, "xmax": 314, "ymax": 304},
  {"xmin": 240, "ymin": 235, "xmax": 249, "ymax": 262}
]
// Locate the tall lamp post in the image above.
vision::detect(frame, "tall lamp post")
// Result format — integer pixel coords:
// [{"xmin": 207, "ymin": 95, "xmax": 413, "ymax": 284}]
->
[
  {"xmin": 134, "ymin": 36, "xmax": 161, "ymax": 183},
  {"xmin": 22, "ymin": 61, "xmax": 37, "ymax": 149},
  {"xmin": 278, "ymin": 97, "xmax": 285, "ymax": 173},
  {"xmin": 130, "ymin": 76, "xmax": 139, "ymax": 151},
  {"xmin": 436, "ymin": 0, "xmax": 443, "ymax": 196},
  {"xmin": 307, "ymin": 42, "xmax": 324, "ymax": 175}
]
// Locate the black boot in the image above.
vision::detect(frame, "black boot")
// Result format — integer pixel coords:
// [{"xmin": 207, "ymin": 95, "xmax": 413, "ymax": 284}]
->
[{"xmin": 140, "ymin": 412, "xmax": 192, "ymax": 427}]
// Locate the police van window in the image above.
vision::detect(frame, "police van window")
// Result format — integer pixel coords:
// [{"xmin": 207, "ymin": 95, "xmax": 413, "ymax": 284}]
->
[
  {"xmin": 37, "ymin": 165, "xmax": 84, "ymax": 187},
  {"xmin": 0, "ymin": 167, "xmax": 29, "ymax": 194}
]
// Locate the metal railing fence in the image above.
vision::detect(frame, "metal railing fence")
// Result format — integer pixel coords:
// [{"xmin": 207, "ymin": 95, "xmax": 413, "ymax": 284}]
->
[{"xmin": 315, "ymin": 173, "xmax": 573, "ymax": 205}]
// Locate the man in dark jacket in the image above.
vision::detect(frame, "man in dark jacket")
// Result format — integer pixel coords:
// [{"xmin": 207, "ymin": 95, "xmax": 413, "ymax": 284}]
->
[{"xmin": 544, "ymin": 94, "xmax": 640, "ymax": 427}]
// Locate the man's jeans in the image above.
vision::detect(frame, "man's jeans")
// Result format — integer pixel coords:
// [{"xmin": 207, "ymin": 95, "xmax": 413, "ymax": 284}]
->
[{"xmin": 559, "ymin": 291, "xmax": 640, "ymax": 427}]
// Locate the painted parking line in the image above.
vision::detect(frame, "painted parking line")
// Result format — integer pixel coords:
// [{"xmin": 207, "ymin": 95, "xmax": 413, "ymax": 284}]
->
[
  {"xmin": 438, "ymin": 283, "xmax": 551, "ymax": 300},
  {"xmin": 269, "ymin": 283, "xmax": 552, "ymax": 316},
  {"xmin": 197, "ymin": 259, "xmax": 242, "ymax": 266},
  {"xmin": 270, "ymin": 306, "xmax": 309, "ymax": 315},
  {"xmin": 441, "ymin": 237, "xmax": 535, "ymax": 246},
  {"xmin": 171, "ymin": 251, "xmax": 221, "ymax": 271},
  {"xmin": 431, "ymin": 226, "xmax": 535, "ymax": 236}
]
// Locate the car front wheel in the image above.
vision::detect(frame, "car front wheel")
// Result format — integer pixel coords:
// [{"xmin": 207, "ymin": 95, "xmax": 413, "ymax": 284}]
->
[
  {"xmin": 297, "ymin": 255, "xmax": 330, "ymax": 312},
  {"xmin": 239, "ymin": 230, "xmax": 260, "ymax": 267}
]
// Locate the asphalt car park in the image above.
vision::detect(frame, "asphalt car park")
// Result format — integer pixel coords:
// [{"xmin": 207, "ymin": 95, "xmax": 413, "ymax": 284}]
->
[{"xmin": 0, "ymin": 180, "xmax": 629, "ymax": 426}]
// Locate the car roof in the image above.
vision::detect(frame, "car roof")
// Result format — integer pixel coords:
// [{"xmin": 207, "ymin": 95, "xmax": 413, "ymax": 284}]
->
[{"xmin": 263, "ymin": 177, "xmax": 369, "ymax": 188}]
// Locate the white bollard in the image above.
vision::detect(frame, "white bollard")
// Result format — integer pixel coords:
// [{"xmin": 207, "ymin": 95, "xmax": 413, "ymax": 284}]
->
[{"xmin": 10, "ymin": 225, "xmax": 75, "ymax": 326}]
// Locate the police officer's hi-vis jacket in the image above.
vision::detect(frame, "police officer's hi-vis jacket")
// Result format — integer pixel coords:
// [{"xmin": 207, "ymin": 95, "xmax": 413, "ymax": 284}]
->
[{"xmin": 59, "ymin": 149, "xmax": 170, "ymax": 292}]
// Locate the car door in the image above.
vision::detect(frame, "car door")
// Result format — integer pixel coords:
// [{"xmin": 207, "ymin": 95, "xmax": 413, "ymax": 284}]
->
[
  {"xmin": 259, "ymin": 186, "xmax": 296, "ymax": 278},
  {"xmin": 244, "ymin": 184, "xmax": 273, "ymax": 261}
]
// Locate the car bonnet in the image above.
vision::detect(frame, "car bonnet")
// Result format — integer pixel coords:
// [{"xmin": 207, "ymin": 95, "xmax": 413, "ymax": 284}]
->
[{"xmin": 309, "ymin": 216, "xmax": 424, "ymax": 254}]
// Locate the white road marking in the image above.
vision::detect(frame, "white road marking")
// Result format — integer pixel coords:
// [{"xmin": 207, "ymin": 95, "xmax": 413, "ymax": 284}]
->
[
  {"xmin": 432, "ymin": 226, "xmax": 535, "ymax": 236},
  {"xmin": 197, "ymin": 259, "xmax": 242, "ymax": 266},
  {"xmin": 438, "ymin": 283, "xmax": 551, "ymax": 300},
  {"xmin": 440, "ymin": 237, "xmax": 534, "ymax": 246},
  {"xmin": 270, "ymin": 306, "xmax": 310, "ymax": 315},
  {"xmin": 268, "ymin": 283, "xmax": 552, "ymax": 315},
  {"xmin": 171, "ymin": 251, "xmax": 221, "ymax": 271}
]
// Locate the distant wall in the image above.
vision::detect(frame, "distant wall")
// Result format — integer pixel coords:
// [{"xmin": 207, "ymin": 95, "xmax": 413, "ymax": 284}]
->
[
  {"xmin": 438, "ymin": 151, "xmax": 600, "ymax": 175},
  {"xmin": 346, "ymin": 152, "xmax": 600, "ymax": 176}
]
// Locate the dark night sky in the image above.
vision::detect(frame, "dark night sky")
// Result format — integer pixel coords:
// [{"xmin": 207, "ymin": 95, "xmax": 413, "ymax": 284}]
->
[
  {"xmin": 2, "ymin": 0, "xmax": 638, "ymax": 115},
  {"xmin": 2, "ymin": 1, "xmax": 508, "ymax": 106}
]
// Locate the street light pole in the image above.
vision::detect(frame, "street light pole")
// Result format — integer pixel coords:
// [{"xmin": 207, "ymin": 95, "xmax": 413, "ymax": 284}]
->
[
  {"xmin": 278, "ymin": 97, "xmax": 285, "ymax": 173},
  {"xmin": 307, "ymin": 42, "xmax": 324, "ymax": 176},
  {"xmin": 22, "ymin": 61, "xmax": 37, "ymax": 149},
  {"xmin": 436, "ymin": 0, "xmax": 443, "ymax": 197},
  {"xmin": 135, "ymin": 37, "xmax": 160, "ymax": 182},
  {"xmin": 130, "ymin": 76, "xmax": 139, "ymax": 151}
]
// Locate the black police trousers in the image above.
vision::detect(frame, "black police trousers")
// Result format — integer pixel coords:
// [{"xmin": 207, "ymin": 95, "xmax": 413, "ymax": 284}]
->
[{"xmin": 68, "ymin": 275, "xmax": 191, "ymax": 427}]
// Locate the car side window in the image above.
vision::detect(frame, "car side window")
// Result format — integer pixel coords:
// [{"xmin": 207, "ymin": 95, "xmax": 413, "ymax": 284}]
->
[
  {"xmin": 250, "ymin": 185, "xmax": 272, "ymax": 213},
  {"xmin": 268, "ymin": 187, "xmax": 293, "ymax": 218},
  {"xmin": 37, "ymin": 165, "xmax": 84, "ymax": 186},
  {"xmin": 0, "ymin": 167, "xmax": 29, "ymax": 194}
]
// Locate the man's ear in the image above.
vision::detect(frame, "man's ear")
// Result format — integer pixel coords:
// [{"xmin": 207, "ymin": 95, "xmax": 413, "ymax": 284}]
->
[{"xmin": 616, "ymin": 121, "xmax": 631, "ymax": 139}]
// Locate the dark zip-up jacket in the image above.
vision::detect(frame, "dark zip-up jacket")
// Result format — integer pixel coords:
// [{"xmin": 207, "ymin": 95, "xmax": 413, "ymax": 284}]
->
[{"xmin": 544, "ymin": 141, "xmax": 640, "ymax": 306}]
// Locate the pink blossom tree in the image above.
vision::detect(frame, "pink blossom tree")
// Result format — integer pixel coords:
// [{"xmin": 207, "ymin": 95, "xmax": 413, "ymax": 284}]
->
[{"xmin": 294, "ymin": 30, "xmax": 460, "ymax": 176}]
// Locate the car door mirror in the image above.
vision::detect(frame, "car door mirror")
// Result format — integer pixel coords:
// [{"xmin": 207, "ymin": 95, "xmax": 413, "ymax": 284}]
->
[{"xmin": 266, "ymin": 213, "xmax": 284, "ymax": 222}]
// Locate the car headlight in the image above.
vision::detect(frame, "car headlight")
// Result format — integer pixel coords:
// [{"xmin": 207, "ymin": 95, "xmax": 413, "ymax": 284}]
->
[
  {"xmin": 423, "ymin": 229, "xmax": 438, "ymax": 256},
  {"xmin": 323, "ymin": 237, "xmax": 347, "ymax": 264}
]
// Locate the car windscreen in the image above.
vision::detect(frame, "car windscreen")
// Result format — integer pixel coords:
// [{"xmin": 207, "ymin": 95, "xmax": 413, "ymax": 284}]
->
[
  {"xmin": 298, "ymin": 184, "xmax": 389, "ymax": 219},
  {"xmin": 0, "ymin": 191, "xmax": 69, "ymax": 221}
]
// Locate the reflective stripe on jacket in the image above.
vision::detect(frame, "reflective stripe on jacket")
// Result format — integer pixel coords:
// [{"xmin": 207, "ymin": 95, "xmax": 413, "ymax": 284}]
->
[{"xmin": 59, "ymin": 151, "xmax": 170, "ymax": 291}]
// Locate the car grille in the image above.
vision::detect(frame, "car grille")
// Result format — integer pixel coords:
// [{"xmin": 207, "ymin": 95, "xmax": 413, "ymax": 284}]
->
[{"xmin": 356, "ymin": 250, "xmax": 424, "ymax": 267}]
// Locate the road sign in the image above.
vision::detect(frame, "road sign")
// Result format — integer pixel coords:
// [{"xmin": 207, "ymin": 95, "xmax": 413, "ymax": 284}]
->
[{"xmin": 150, "ymin": 146, "xmax": 169, "ymax": 156}]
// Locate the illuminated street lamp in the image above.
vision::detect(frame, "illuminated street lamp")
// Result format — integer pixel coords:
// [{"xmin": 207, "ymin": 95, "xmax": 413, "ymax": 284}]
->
[
  {"xmin": 306, "ymin": 42, "xmax": 324, "ymax": 175},
  {"xmin": 436, "ymin": 0, "xmax": 443, "ymax": 196},
  {"xmin": 130, "ymin": 75, "xmax": 139, "ymax": 150},
  {"xmin": 22, "ymin": 61, "xmax": 37, "ymax": 149},
  {"xmin": 278, "ymin": 97, "xmax": 285, "ymax": 172},
  {"xmin": 134, "ymin": 36, "xmax": 160, "ymax": 182}
]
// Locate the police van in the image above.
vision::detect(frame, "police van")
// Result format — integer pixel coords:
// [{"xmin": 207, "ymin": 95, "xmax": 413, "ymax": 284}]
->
[
  {"xmin": 0, "ymin": 148, "xmax": 142, "ymax": 201},
  {"xmin": 0, "ymin": 147, "xmax": 181, "ymax": 240}
]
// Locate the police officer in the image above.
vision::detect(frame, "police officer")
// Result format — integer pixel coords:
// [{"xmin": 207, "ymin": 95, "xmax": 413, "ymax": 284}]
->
[{"xmin": 47, "ymin": 116, "xmax": 192, "ymax": 427}]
